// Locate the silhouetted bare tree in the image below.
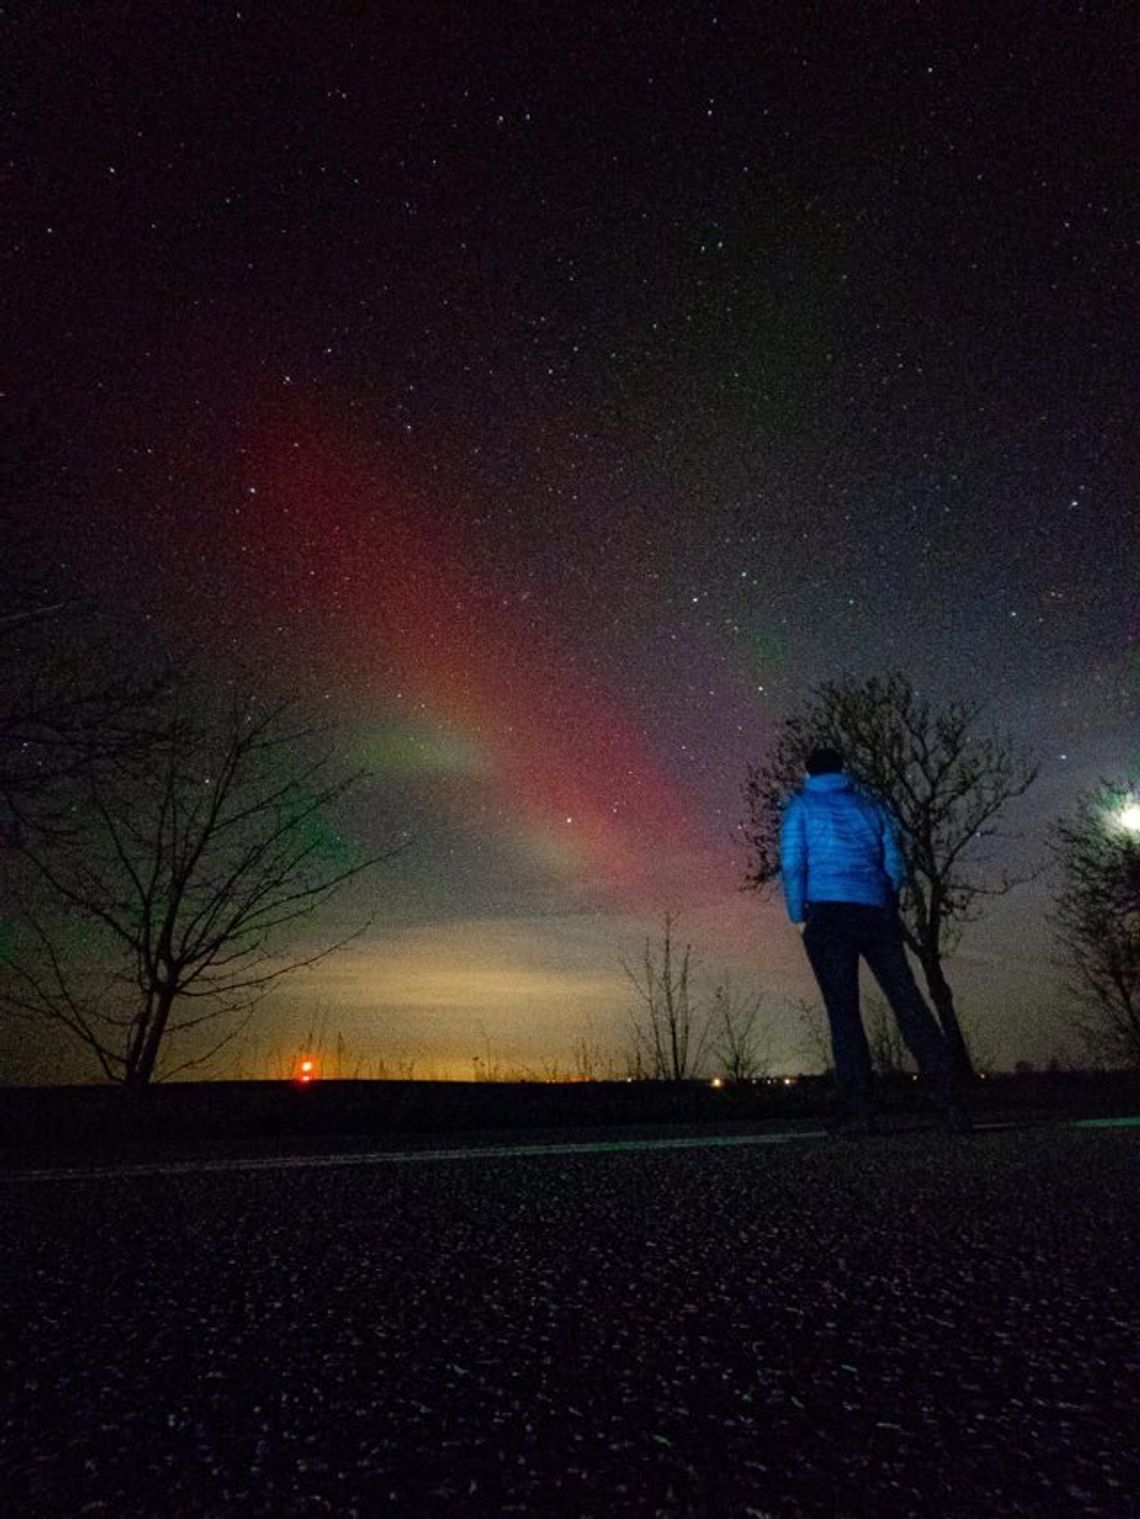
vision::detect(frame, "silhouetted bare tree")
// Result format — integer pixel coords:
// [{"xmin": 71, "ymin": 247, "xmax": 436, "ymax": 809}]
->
[
  {"xmin": 1052, "ymin": 785, "xmax": 1140, "ymax": 1067},
  {"xmin": 623, "ymin": 913, "xmax": 710, "ymax": 1080},
  {"xmin": 571, "ymin": 1017, "xmax": 619, "ymax": 1081},
  {"xmin": 743, "ymin": 671, "xmax": 1038, "ymax": 1079},
  {"xmin": 709, "ymin": 976, "xmax": 770, "ymax": 1080},
  {"xmin": 0, "ymin": 677, "xmax": 399, "ymax": 1084}
]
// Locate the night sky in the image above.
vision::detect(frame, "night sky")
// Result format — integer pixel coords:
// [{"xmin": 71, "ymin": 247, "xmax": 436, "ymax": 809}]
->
[{"xmin": 7, "ymin": 3, "xmax": 1136, "ymax": 1079}]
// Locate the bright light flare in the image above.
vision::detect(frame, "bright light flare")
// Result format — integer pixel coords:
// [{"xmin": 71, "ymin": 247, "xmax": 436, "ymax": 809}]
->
[
  {"xmin": 1117, "ymin": 801, "xmax": 1140, "ymax": 836},
  {"xmin": 294, "ymin": 1057, "xmax": 317, "ymax": 1085}
]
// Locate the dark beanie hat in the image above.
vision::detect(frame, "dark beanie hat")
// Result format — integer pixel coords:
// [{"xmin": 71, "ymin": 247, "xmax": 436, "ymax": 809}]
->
[{"xmin": 805, "ymin": 746, "xmax": 845, "ymax": 776}]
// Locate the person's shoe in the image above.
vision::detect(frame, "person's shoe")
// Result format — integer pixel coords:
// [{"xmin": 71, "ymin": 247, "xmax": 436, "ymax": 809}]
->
[
  {"xmin": 826, "ymin": 1113, "xmax": 880, "ymax": 1138},
  {"xmin": 942, "ymin": 1104, "xmax": 974, "ymax": 1135}
]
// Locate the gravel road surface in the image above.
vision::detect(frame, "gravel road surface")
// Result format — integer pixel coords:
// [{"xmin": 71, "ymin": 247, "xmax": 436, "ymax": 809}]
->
[{"xmin": 2, "ymin": 1125, "xmax": 1138, "ymax": 1518}]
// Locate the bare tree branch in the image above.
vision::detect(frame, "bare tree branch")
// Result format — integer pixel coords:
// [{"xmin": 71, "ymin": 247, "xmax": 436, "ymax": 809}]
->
[
  {"xmin": 622, "ymin": 912, "xmax": 711, "ymax": 1080},
  {"xmin": 0, "ymin": 672, "xmax": 404, "ymax": 1083},
  {"xmin": 709, "ymin": 976, "xmax": 771, "ymax": 1080}
]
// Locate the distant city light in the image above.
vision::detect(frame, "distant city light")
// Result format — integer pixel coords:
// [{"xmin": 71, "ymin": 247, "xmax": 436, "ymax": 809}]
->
[
  {"xmin": 295, "ymin": 1057, "xmax": 316, "ymax": 1085},
  {"xmin": 710, "ymin": 1076, "xmax": 724, "ymax": 1089}
]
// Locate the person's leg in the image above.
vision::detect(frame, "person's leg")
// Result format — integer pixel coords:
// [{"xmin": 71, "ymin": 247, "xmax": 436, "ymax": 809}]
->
[
  {"xmin": 802, "ymin": 905, "xmax": 875, "ymax": 1120},
  {"xmin": 859, "ymin": 909, "xmax": 956, "ymax": 1105}
]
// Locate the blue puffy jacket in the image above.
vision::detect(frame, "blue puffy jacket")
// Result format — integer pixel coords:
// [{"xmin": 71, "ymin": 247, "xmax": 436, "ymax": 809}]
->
[{"xmin": 778, "ymin": 772, "xmax": 906, "ymax": 923}]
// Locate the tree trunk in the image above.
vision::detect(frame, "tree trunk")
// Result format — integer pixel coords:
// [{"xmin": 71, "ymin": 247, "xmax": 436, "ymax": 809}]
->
[
  {"xmin": 920, "ymin": 957, "xmax": 975, "ymax": 1081},
  {"xmin": 130, "ymin": 987, "xmax": 177, "ymax": 1086},
  {"xmin": 124, "ymin": 1001, "xmax": 154, "ymax": 1086}
]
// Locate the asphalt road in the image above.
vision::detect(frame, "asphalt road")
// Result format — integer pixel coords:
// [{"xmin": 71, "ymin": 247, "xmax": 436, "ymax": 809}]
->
[{"xmin": 2, "ymin": 1125, "xmax": 1138, "ymax": 1518}]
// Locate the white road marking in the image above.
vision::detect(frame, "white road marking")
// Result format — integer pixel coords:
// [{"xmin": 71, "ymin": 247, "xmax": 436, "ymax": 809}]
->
[
  {"xmin": 3, "ymin": 1115, "xmax": 1133, "ymax": 1183},
  {"xmin": 4, "ymin": 1129, "xmax": 828, "ymax": 1182}
]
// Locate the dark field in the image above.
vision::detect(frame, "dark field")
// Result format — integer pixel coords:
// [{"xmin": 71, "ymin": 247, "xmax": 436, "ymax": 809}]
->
[
  {"xmin": 4, "ymin": 1071, "xmax": 1139, "ymax": 1154},
  {"xmin": 2, "ymin": 1126, "xmax": 1138, "ymax": 1518}
]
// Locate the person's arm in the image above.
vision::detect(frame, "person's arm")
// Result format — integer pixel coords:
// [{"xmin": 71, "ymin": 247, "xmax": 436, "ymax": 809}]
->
[{"xmin": 779, "ymin": 797, "xmax": 807, "ymax": 923}]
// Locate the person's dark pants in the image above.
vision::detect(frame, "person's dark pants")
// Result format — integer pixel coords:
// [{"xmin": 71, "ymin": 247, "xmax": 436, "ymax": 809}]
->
[{"xmin": 801, "ymin": 902, "xmax": 954, "ymax": 1116}]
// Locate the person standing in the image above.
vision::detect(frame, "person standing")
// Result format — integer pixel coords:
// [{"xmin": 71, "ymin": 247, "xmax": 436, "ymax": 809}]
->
[{"xmin": 780, "ymin": 747, "xmax": 970, "ymax": 1134}]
